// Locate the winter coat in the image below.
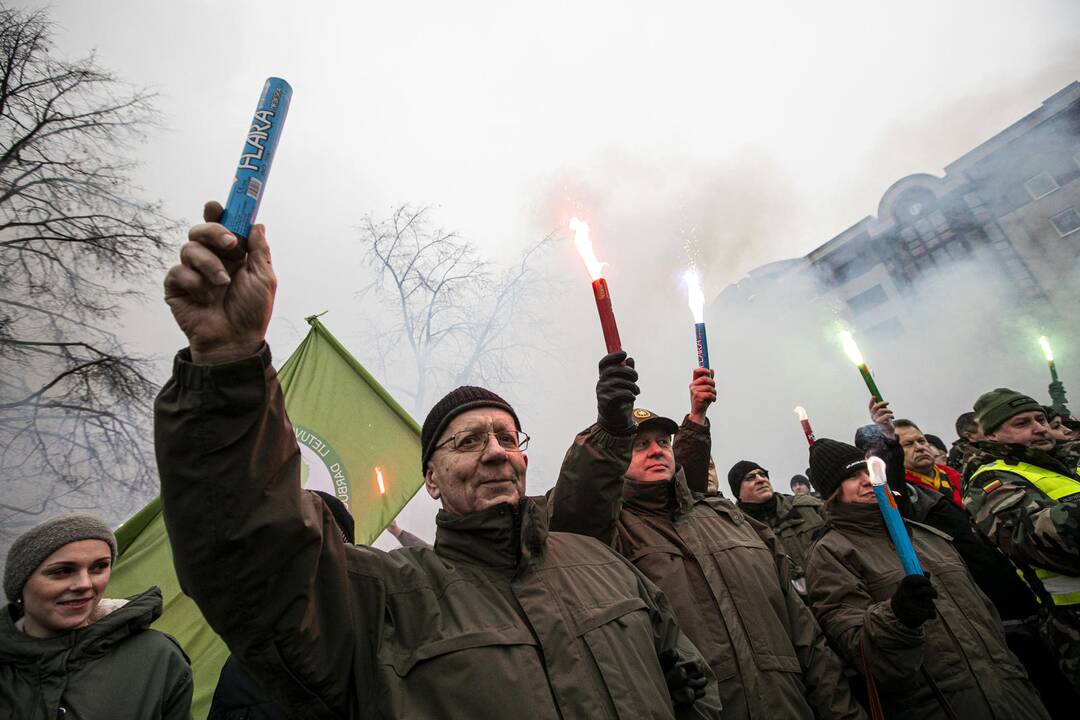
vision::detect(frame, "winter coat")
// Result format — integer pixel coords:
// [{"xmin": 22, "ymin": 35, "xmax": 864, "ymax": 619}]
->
[
  {"xmin": 804, "ymin": 501, "xmax": 1048, "ymax": 720},
  {"xmin": 738, "ymin": 493, "xmax": 826, "ymax": 586},
  {"xmin": 550, "ymin": 423, "xmax": 866, "ymax": 720},
  {"xmin": 962, "ymin": 440, "xmax": 1080, "ymax": 693},
  {"xmin": 0, "ymin": 586, "xmax": 193, "ymax": 720},
  {"xmin": 155, "ymin": 347, "xmax": 721, "ymax": 720}
]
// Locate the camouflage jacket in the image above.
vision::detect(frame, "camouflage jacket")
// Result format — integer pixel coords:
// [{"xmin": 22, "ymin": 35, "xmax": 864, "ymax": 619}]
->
[{"xmin": 963, "ymin": 441, "xmax": 1080, "ymax": 579}]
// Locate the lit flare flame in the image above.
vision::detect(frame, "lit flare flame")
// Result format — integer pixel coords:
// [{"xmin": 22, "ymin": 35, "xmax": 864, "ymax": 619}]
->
[
  {"xmin": 570, "ymin": 217, "xmax": 605, "ymax": 281},
  {"xmin": 839, "ymin": 330, "xmax": 865, "ymax": 366},
  {"xmin": 375, "ymin": 466, "xmax": 386, "ymax": 495},
  {"xmin": 1039, "ymin": 336, "xmax": 1054, "ymax": 363},
  {"xmin": 684, "ymin": 268, "xmax": 705, "ymax": 324},
  {"xmin": 793, "ymin": 406, "xmax": 808, "ymax": 422},
  {"xmin": 867, "ymin": 456, "xmax": 887, "ymax": 487}
]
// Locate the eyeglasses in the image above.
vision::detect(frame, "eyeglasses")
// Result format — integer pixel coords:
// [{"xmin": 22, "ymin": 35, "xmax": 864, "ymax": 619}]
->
[
  {"xmin": 433, "ymin": 429, "xmax": 530, "ymax": 454},
  {"xmin": 632, "ymin": 436, "xmax": 672, "ymax": 453}
]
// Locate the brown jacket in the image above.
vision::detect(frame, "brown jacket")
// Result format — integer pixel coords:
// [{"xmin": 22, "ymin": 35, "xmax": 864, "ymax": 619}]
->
[
  {"xmin": 804, "ymin": 501, "xmax": 1049, "ymax": 720},
  {"xmin": 550, "ymin": 424, "xmax": 865, "ymax": 720},
  {"xmin": 156, "ymin": 349, "xmax": 721, "ymax": 719}
]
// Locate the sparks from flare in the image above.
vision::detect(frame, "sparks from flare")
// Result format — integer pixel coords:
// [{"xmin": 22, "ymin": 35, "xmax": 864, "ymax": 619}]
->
[
  {"xmin": 375, "ymin": 467, "xmax": 386, "ymax": 495},
  {"xmin": 570, "ymin": 217, "xmax": 605, "ymax": 280},
  {"xmin": 839, "ymin": 330, "xmax": 864, "ymax": 366},
  {"xmin": 684, "ymin": 268, "xmax": 705, "ymax": 324},
  {"xmin": 1039, "ymin": 336, "xmax": 1054, "ymax": 363}
]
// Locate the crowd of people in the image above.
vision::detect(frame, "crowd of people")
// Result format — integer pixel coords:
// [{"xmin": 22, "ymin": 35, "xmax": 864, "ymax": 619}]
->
[{"xmin": 1, "ymin": 203, "xmax": 1078, "ymax": 719}]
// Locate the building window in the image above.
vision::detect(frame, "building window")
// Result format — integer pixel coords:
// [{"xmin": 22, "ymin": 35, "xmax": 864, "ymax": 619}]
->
[
  {"xmin": 1050, "ymin": 208, "xmax": 1080, "ymax": 237},
  {"xmin": 1024, "ymin": 171, "xmax": 1059, "ymax": 200},
  {"xmin": 846, "ymin": 284, "xmax": 889, "ymax": 317}
]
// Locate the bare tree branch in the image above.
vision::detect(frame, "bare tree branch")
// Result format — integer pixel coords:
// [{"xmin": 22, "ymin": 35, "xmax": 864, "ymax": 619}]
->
[
  {"xmin": 355, "ymin": 205, "xmax": 557, "ymax": 415},
  {"xmin": 0, "ymin": 5, "xmax": 176, "ymax": 543}
]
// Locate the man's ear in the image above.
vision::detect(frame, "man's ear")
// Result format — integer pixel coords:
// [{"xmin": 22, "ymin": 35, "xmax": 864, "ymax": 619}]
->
[{"xmin": 424, "ymin": 468, "xmax": 441, "ymax": 500}]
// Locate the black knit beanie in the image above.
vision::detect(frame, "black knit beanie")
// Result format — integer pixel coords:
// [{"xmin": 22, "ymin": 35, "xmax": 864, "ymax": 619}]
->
[
  {"xmin": 808, "ymin": 438, "xmax": 867, "ymax": 500},
  {"xmin": 310, "ymin": 490, "xmax": 356, "ymax": 544},
  {"xmin": 421, "ymin": 386, "xmax": 521, "ymax": 473},
  {"xmin": 727, "ymin": 460, "xmax": 767, "ymax": 499}
]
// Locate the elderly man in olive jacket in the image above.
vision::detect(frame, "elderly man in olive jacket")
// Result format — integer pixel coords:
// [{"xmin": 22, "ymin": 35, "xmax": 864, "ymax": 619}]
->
[
  {"xmin": 155, "ymin": 204, "xmax": 721, "ymax": 720},
  {"xmin": 550, "ymin": 362, "xmax": 865, "ymax": 720}
]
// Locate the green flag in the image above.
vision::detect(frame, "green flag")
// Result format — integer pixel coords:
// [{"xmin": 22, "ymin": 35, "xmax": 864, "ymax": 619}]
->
[
  {"xmin": 107, "ymin": 315, "xmax": 424, "ymax": 719},
  {"xmin": 277, "ymin": 314, "xmax": 424, "ymax": 543}
]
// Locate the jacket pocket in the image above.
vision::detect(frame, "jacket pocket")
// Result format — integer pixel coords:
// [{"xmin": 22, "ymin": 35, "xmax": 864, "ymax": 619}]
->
[
  {"xmin": 573, "ymin": 598, "xmax": 675, "ymax": 719},
  {"xmin": 388, "ymin": 627, "xmax": 536, "ymax": 676},
  {"xmin": 382, "ymin": 626, "xmax": 556, "ymax": 718}
]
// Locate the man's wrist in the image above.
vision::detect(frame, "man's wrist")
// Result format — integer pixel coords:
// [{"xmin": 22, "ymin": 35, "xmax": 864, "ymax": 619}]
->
[
  {"xmin": 190, "ymin": 340, "xmax": 265, "ymax": 366},
  {"xmin": 688, "ymin": 411, "xmax": 708, "ymax": 426}
]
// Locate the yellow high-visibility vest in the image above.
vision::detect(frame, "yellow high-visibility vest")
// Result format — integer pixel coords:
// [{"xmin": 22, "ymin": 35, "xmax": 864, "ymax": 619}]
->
[{"xmin": 971, "ymin": 460, "xmax": 1080, "ymax": 606}]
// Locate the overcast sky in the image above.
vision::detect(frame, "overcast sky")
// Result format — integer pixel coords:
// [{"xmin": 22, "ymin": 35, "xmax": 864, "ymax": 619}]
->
[{"xmin": 28, "ymin": 0, "xmax": 1080, "ymax": 540}]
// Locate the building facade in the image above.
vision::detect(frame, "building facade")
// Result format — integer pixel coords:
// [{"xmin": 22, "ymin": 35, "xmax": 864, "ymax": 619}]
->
[{"xmin": 719, "ymin": 82, "xmax": 1080, "ymax": 339}]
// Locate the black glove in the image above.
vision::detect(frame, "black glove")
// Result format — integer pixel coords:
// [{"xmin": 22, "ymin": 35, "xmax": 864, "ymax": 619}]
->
[
  {"xmin": 659, "ymin": 649, "xmax": 708, "ymax": 708},
  {"xmin": 890, "ymin": 572, "xmax": 937, "ymax": 628},
  {"xmin": 596, "ymin": 351, "xmax": 639, "ymax": 434}
]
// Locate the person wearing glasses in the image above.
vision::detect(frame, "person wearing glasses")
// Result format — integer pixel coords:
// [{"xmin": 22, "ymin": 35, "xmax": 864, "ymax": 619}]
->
[
  {"xmin": 549, "ymin": 364, "xmax": 866, "ymax": 720},
  {"xmin": 154, "ymin": 202, "xmax": 721, "ymax": 719}
]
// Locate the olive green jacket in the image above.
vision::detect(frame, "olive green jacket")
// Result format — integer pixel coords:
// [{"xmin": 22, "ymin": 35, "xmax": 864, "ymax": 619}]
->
[
  {"xmin": 550, "ymin": 424, "xmax": 865, "ymax": 720},
  {"xmin": 155, "ymin": 348, "xmax": 721, "ymax": 719},
  {"xmin": 0, "ymin": 587, "xmax": 192, "ymax": 720},
  {"xmin": 739, "ymin": 493, "xmax": 826, "ymax": 584},
  {"xmin": 805, "ymin": 501, "xmax": 1048, "ymax": 720}
]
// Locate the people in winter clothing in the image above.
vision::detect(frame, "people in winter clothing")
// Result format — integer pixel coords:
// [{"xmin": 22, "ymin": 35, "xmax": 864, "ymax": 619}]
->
[
  {"xmin": 790, "ymin": 474, "xmax": 813, "ymax": 496},
  {"xmin": 1, "ymin": 515, "xmax": 192, "ymax": 719},
  {"xmin": 550, "ymin": 363, "xmax": 865, "ymax": 720},
  {"xmin": 158, "ymin": 211, "xmax": 721, "ymax": 719},
  {"xmin": 804, "ymin": 438, "xmax": 1049, "ymax": 720},
  {"xmin": 726, "ymin": 460, "xmax": 826, "ymax": 590},
  {"xmin": 965, "ymin": 388, "xmax": 1080, "ymax": 695},
  {"xmin": 869, "ymin": 408, "xmax": 963, "ymax": 507},
  {"xmin": 947, "ymin": 411, "xmax": 982, "ymax": 473}
]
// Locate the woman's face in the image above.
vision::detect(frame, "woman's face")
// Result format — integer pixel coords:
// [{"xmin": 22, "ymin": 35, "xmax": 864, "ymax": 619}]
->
[
  {"xmin": 21, "ymin": 539, "xmax": 112, "ymax": 638},
  {"xmin": 839, "ymin": 470, "xmax": 876, "ymax": 504}
]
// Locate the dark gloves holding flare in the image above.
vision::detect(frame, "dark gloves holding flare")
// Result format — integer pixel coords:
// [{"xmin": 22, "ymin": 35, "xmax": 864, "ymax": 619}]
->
[
  {"xmin": 890, "ymin": 573, "xmax": 938, "ymax": 628},
  {"xmin": 596, "ymin": 351, "xmax": 640, "ymax": 435}
]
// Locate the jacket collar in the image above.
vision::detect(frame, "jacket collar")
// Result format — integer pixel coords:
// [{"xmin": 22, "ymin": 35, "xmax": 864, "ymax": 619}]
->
[
  {"xmin": 738, "ymin": 493, "xmax": 780, "ymax": 523},
  {"xmin": 621, "ymin": 467, "xmax": 696, "ymax": 520},
  {"xmin": 825, "ymin": 500, "xmax": 885, "ymax": 536},
  {"xmin": 434, "ymin": 498, "xmax": 547, "ymax": 574},
  {"xmin": 0, "ymin": 587, "xmax": 162, "ymax": 665},
  {"xmin": 973, "ymin": 441, "xmax": 1075, "ymax": 476}
]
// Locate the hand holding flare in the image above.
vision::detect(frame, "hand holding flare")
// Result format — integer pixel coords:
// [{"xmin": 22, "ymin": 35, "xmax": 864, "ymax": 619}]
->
[{"xmin": 570, "ymin": 218, "xmax": 622, "ymax": 353}]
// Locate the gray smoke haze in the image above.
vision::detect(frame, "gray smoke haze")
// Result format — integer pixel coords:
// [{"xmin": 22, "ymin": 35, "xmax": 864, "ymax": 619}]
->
[{"xmin": 8, "ymin": 0, "xmax": 1080, "ymax": 547}]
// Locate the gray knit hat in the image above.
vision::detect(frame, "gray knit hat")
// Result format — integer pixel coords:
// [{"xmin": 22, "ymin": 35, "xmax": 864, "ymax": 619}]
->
[{"xmin": 4, "ymin": 513, "xmax": 117, "ymax": 602}]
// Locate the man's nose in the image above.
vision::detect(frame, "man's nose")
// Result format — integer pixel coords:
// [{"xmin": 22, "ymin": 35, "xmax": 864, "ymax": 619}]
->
[{"xmin": 480, "ymin": 433, "xmax": 510, "ymax": 461}]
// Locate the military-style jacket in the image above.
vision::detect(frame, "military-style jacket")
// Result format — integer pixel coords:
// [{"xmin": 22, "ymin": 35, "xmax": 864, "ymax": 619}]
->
[
  {"xmin": 739, "ymin": 493, "xmax": 826, "ymax": 584},
  {"xmin": 0, "ymin": 587, "xmax": 193, "ymax": 720},
  {"xmin": 805, "ymin": 501, "xmax": 1048, "ymax": 720},
  {"xmin": 963, "ymin": 442, "xmax": 1080, "ymax": 583},
  {"xmin": 550, "ymin": 424, "xmax": 865, "ymax": 720},
  {"xmin": 156, "ymin": 348, "xmax": 721, "ymax": 720}
]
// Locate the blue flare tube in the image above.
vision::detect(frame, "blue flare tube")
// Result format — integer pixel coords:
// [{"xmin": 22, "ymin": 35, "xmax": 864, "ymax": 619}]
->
[
  {"xmin": 694, "ymin": 322, "xmax": 710, "ymax": 369},
  {"xmin": 868, "ymin": 457, "xmax": 923, "ymax": 576},
  {"xmin": 221, "ymin": 77, "xmax": 292, "ymax": 245}
]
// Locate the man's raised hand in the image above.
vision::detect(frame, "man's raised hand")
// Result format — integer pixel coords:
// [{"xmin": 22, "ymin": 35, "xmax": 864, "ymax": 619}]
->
[
  {"xmin": 688, "ymin": 367, "xmax": 716, "ymax": 425},
  {"xmin": 163, "ymin": 201, "xmax": 277, "ymax": 364}
]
